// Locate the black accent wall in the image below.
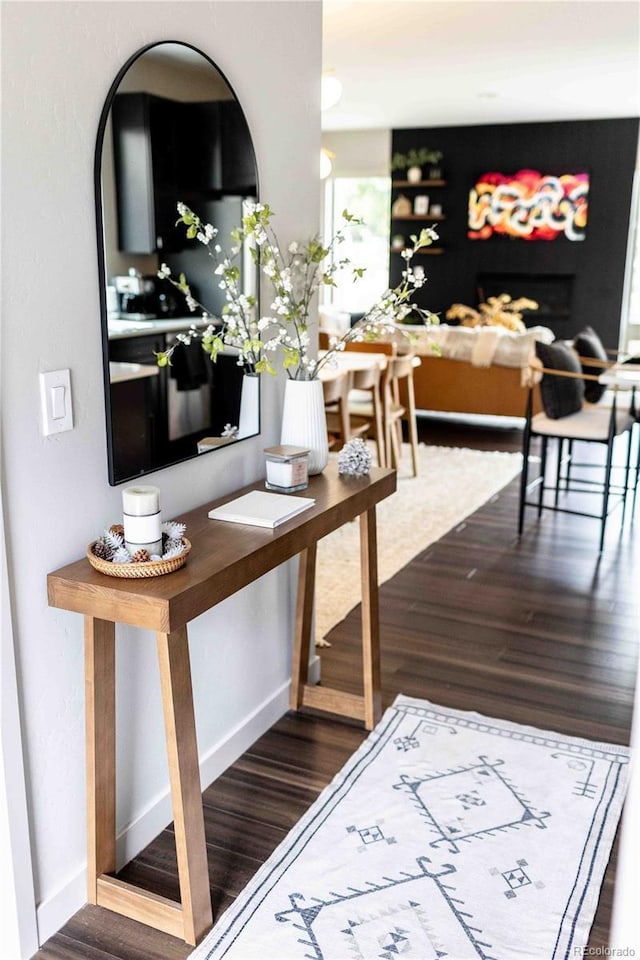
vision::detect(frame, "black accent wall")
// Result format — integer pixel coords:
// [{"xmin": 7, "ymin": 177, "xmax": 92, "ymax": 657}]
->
[{"xmin": 390, "ymin": 118, "xmax": 639, "ymax": 343}]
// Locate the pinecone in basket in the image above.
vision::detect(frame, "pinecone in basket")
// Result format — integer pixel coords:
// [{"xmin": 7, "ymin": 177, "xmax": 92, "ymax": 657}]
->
[
  {"xmin": 93, "ymin": 540, "xmax": 113, "ymax": 561},
  {"xmin": 109, "ymin": 523, "xmax": 125, "ymax": 538},
  {"xmin": 131, "ymin": 549, "xmax": 151, "ymax": 563}
]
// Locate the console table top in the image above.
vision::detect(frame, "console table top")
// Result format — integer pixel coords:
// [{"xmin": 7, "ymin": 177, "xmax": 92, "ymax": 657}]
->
[{"xmin": 47, "ymin": 464, "xmax": 396, "ymax": 633}]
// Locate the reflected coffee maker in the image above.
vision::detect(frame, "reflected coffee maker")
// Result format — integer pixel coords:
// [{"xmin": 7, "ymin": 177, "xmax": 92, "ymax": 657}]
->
[{"xmin": 111, "ymin": 269, "xmax": 179, "ymax": 319}]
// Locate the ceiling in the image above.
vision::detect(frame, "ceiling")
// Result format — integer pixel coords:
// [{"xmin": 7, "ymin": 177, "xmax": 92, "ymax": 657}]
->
[{"xmin": 322, "ymin": 0, "xmax": 640, "ymax": 131}]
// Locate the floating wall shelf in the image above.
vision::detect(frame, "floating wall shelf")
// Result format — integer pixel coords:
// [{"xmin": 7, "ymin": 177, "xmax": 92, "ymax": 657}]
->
[{"xmin": 392, "ymin": 179, "xmax": 447, "ymax": 188}]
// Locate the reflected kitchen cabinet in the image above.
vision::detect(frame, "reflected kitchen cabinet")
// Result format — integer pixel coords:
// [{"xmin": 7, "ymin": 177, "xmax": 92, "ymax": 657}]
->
[
  {"xmin": 109, "ymin": 367, "xmax": 162, "ymax": 479},
  {"xmin": 107, "ymin": 327, "xmax": 248, "ymax": 483},
  {"xmin": 112, "ymin": 93, "xmax": 257, "ymax": 255},
  {"xmin": 108, "ymin": 332, "xmax": 169, "ymax": 474},
  {"xmin": 179, "ymin": 101, "xmax": 256, "ymax": 195},
  {"xmin": 111, "ymin": 93, "xmax": 183, "ymax": 255}
]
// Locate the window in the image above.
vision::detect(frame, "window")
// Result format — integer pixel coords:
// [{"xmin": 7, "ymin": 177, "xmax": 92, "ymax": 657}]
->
[{"xmin": 322, "ymin": 177, "xmax": 391, "ymax": 315}]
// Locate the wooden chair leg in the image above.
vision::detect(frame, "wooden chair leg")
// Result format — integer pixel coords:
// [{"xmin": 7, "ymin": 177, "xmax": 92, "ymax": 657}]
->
[
  {"xmin": 406, "ymin": 376, "xmax": 419, "ymax": 478},
  {"xmin": 372, "ymin": 389, "xmax": 386, "ymax": 468},
  {"xmin": 389, "ymin": 421, "xmax": 401, "ymax": 470}
]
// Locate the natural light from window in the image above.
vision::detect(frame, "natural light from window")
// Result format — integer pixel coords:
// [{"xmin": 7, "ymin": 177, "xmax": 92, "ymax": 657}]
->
[{"xmin": 322, "ymin": 177, "xmax": 391, "ymax": 315}]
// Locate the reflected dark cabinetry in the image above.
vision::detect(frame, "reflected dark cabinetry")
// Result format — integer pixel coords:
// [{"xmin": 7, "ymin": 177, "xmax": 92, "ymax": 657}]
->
[
  {"xmin": 112, "ymin": 93, "xmax": 256, "ymax": 255},
  {"xmin": 108, "ymin": 333, "xmax": 247, "ymax": 482},
  {"xmin": 180, "ymin": 100, "xmax": 257, "ymax": 195},
  {"xmin": 111, "ymin": 94, "xmax": 182, "ymax": 255},
  {"xmin": 108, "ymin": 333, "xmax": 168, "ymax": 479}
]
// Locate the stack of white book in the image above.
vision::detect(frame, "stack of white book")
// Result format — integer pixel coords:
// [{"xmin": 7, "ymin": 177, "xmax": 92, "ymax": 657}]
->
[{"xmin": 208, "ymin": 490, "xmax": 315, "ymax": 529}]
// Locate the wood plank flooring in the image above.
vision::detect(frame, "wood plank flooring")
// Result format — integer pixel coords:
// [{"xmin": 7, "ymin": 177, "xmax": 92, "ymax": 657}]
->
[{"xmin": 32, "ymin": 416, "xmax": 638, "ymax": 959}]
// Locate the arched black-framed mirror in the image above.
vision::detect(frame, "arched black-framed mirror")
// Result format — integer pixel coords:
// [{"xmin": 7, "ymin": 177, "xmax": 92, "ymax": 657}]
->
[{"xmin": 95, "ymin": 41, "xmax": 259, "ymax": 485}]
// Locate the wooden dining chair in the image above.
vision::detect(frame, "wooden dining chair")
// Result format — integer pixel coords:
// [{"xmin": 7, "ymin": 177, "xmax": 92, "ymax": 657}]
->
[
  {"xmin": 345, "ymin": 340, "xmax": 396, "ymax": 467},
  {"xmin": 385, "ymin": 352, "xmax": 421, "ymax": 477},
  {"xmin": 323, "ymin": 369, "xmax": 355, "ymax": 451}
]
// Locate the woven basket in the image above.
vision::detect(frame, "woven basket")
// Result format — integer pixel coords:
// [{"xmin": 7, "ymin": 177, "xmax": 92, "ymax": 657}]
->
[{"xmin": 87, "ymin": 539, "xmax": 191, "ymax": 578}]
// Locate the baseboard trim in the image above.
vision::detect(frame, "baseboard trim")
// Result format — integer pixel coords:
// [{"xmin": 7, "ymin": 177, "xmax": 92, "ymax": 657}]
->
[{"xmin": 35, "ymin": 681, "xmax": 291, "ymax": 946}]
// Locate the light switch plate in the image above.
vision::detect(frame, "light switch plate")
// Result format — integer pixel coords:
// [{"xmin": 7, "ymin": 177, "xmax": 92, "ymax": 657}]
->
[{"xmin": 40, "ymin": 369, "xmax": 73, "ymax": 435}]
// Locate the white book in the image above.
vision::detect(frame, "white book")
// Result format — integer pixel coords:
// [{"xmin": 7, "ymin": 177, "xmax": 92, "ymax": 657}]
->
[{"xmin": 208, "ymin": 490, "xmax": 315, "ymax": 529}]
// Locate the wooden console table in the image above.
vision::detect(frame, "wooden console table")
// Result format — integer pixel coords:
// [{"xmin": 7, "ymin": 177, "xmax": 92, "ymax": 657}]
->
[{"xmin": 47, "ymin": 464, "xmax": 396, "ymax": 944}]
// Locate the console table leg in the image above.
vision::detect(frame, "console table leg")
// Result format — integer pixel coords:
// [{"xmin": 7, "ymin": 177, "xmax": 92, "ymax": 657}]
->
[
  {"xmin": 84, "ymin": 616, "xmax": 116, "ymax": 902},
  {"xmin": 360, "ymin": 508, "xmax": 382, "ymax": 730},
  {"xmin": 156, "ymin": 627, "xmax": 213, "ymax": 944},
  {"xmin": 290, "ymin": 544, "xmax": 317, "ymax": 710}
]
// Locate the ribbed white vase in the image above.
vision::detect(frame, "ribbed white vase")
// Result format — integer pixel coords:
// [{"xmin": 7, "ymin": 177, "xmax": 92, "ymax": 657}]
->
[
  {"xmin": 236, "ymin": 373, "xmax": 260, "ymax": 440},
  {"xmin": 280, "ymin": 378, "xmax": 329, "ymax": 475}
]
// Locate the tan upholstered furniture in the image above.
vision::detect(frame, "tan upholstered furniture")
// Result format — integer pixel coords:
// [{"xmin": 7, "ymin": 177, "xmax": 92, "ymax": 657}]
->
[
  {"xmin": 411, "ymin": 354, "xmax": 542, "ymax": 418},
  {"xmin": 395, "ymin": 323, "xmax": 549, "ymax": 419}
]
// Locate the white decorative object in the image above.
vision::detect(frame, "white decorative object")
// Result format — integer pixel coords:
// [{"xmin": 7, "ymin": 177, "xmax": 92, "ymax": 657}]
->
[
  {"xmin": 122, "ymin": 485, "xmax": 162, "ymax": 555},
  {"xmin": 414, "ymin": 194, "xmax": 429, "ymax": 214},
  {"xmin": 236, "ymin": 373, "xmax": 260, "ymax": 440},
  {"xmin": 337, "ymin": 438, "xmax": 372, "ymax": 476},
  {"xmin": 407, "ymin": 164, "xmax": 422, "ymax": 182},
  {"xmin": 280, "ymin": 379, "xmax": 329, "ymax": 475}
]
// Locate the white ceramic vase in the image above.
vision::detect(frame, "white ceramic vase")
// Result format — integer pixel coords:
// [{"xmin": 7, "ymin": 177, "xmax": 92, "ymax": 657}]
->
[
  {"xmin": 280, "ymin": 378, "xmax": 329, "ymax": 475},
  {"xmin": 407, "ymin": 165, "xmax": 422, "ymax": 183},
  {"xmin": 237, "ymin": 373, "xmax": 260, "ymax": 440}
]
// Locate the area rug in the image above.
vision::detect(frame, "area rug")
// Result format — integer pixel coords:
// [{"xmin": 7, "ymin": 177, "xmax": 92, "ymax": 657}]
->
[
  {"xmin": 190, "ymin": 695, "xmax": 629, "ymax": 960},
  {"xmin": 315, "ymin": 444, "xmax": 522, "ymax": 644}
]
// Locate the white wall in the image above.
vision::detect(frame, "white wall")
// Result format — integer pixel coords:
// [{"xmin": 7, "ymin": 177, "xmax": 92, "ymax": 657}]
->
[
  {"xmin": 0, "ymin": 0, "xmax": 322, "ymax": 951},
  {"xmin": 322, "ymin": 128, "xmax": 391, "ymax": 177}
]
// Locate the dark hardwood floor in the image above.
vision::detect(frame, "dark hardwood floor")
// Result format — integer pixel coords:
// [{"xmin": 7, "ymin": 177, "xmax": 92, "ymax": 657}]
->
[{"xmin": 33, "ymin": 414, "xmax": 638, "ymax": 959}]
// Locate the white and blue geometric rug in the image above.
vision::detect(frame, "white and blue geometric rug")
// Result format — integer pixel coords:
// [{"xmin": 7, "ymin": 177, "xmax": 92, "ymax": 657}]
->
[{"xmin": 190, "ymin": 695, "xmax": 630, "ymax": 960}]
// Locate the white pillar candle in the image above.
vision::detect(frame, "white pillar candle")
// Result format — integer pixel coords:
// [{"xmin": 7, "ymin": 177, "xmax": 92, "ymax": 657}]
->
[
  {"xmin": 122, "ymin": 485, "xmax": 160, "ymax": 516},
  {"xmin": 122, "ymin": 485, "xmax": 162, "ymax": 556}
]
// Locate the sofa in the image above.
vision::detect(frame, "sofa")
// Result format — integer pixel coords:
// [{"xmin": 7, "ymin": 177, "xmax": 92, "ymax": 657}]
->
[{"xmin": 397, "ymin": 323, "xmax": 551, "ymax": 419}]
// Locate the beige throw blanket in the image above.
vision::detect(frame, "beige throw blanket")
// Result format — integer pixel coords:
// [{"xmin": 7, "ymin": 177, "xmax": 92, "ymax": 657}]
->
[{"xmin": 402, "ymin": 323, "xmax": 554, "ymax": 369}]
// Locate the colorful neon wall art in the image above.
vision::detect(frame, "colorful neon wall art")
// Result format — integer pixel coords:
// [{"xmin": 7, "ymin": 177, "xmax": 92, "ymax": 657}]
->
[{"xmin": 468, "ymin": 170, "xmax": 589, "ymax": 241}]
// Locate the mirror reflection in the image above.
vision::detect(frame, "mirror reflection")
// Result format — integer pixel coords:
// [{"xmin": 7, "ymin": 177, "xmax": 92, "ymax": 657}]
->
[{"xmin": 96, "ymin": 42, "xmax": 259, "ymax": 485}]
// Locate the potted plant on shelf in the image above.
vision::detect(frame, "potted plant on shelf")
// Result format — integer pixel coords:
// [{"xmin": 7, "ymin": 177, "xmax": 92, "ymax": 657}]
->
[
  {"xmin": 391, "ymin": 148, "xmax": 443, "ymax": 183},
  {"xmin": 157, "ymin": 202, "xmax": 439, "ymax": 473}
]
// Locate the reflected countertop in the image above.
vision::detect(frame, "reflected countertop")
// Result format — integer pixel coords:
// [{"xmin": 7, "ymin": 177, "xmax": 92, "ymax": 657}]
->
[
  {"xmin": 107, "ymin": 314, "xmax": 220, "ymax": 340},
  {"xmin": 109, "ymin": 361, "xmax": 160, "ymax": 384}
]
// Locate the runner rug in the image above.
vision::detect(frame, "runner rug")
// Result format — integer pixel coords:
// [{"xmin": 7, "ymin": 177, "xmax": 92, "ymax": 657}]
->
[{"xmin": 190, "ymin": 695, "xmax": 629, "ymax": 960}]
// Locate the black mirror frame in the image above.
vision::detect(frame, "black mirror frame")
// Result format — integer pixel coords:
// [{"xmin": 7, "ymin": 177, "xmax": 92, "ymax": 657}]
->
[{"xmin": 94, "ymin": 40, "xmax": 260, "ymax": 485}]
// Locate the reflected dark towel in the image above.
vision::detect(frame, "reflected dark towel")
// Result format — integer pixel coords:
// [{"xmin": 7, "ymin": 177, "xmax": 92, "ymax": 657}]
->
[{"xmin": 170, "ymin": 341, "xmax": 210, "ymax": 391}]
